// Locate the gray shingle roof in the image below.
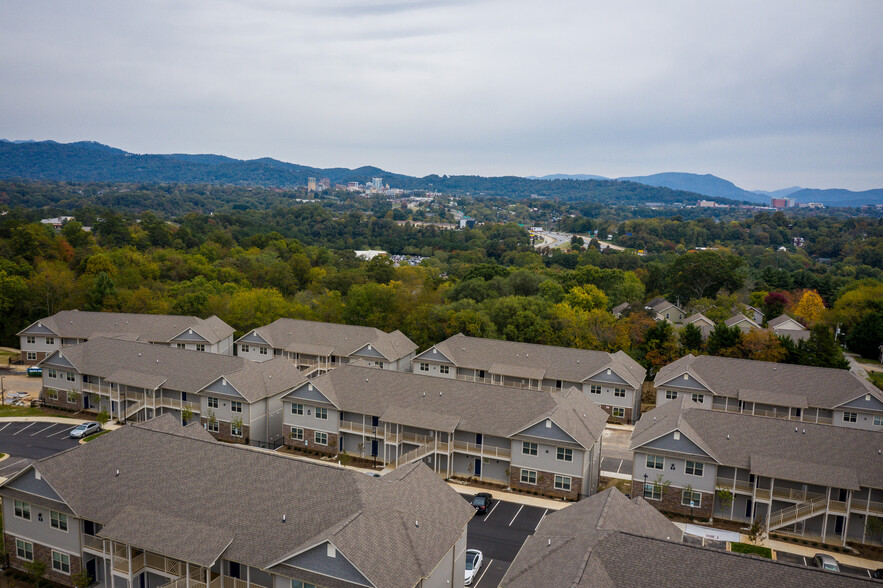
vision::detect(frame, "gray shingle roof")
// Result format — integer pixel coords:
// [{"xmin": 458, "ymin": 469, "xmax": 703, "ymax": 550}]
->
[
  {"xmin": 654, "ymin": 354, "xmax": 882, "ymax": 409},
  {"xmin": 18, "ymin": 310, "xmax": 234, "ymax": 344},
  {"xmin": 46, "ymin": 338, "xmax": 307, "ymax": 403},
  {"xmin": 724, "ymin": 313, "xmax": 759, "ymax": 328},
  {"xmin": 685, "ymin": 312, "xmax": 714, "ymax": 326},
  {"xmin": 298, "ymin": 365, "xmax": 609, "ymax": 449},
  {"xmin": 631, "ymin": 399, "xmax": 883, "ymax": 490},
  {"xmin": 9, "ymin": 421, "xmax": 472, "ymax": 588},
  {"xmin": 424, "ymin": 334, "xmax": 646, "ymax": 389},
  {"xmin": 239, "ymin": 319, "xmax": 416, "ymax": 362},
  {"xmin": 768, "ymin": 314, "xmax": 804, "ymax": 329}
]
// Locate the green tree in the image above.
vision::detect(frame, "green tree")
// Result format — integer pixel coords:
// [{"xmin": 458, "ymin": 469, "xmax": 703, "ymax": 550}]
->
[
  {"xmin": 564, "ymin": 284, "xmax": 609, "ymax": 311},
  {"xmin": 24, "ymin": 558, "xmax": 47, "ymax": 586},
  {"xmin": 706, "ymin": 324, "xmax": 743, "ymax": 356},
  {"xmin": 86, "ymin": 271, "xmax": 117, "ymax": 311},
  {"xmin": 72, "ymin": 569, "xmax": 93, "ymax": 588},
  {"xmin": 845, "ymin": 311, "xmax": 883, "ymax": 359},
  {"xmin": 668, "ymin": 251, "xmax": 744, "ymax": 302},
  {"xmin": 61, "ymin": 220, "xmax": 94, "ymax": 248},
  {"xmin": 680, "ymin": 323, "xmax": 704, "ymax": 352},
  {"xmin": 795, "ymin": 325, "xmax": 849, "ymax": 369}
]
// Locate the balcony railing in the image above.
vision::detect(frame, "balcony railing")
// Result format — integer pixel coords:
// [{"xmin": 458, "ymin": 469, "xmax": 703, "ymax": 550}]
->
[
  {"xmin": 850, "ymin": 497, "xmax": 883, "ymax": 515},
  {"xmin": 157, "ymin": 397, "xmax": 201, "ymax": 413},
  {"xmin": 771, "ymin": 487, "xmax": 825, "ymax": 503},
  {"xmin": 338, "ymin": 421, "xmax": 398, "ymax": 443},
  {"xmin": 755, "ymin": 488, "xmax": 771, "ymax": 501},
  {"xmin": 82, "ymin": 534, "xmax": 103, "ymax": 552},
  {"xmin": 455, "ymin": 374, "xmax": 490, "ymax": 385},
  {"xmin": 715, "ymin": 476, "xmax": 753, "ymax": 494},
  {"xmin": 452, "ymin": 440, "xmax": 511, "ymax": 459},
  {"xmin": 768, "ymin": 496, "xmax": 828, "ymax": 529},
  {"xmin": 113, "ymin": 555, "xmax": 129, "ymax": 574}
]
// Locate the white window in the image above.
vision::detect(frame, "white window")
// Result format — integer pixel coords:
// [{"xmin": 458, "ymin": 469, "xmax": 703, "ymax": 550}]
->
[
  {"xmin": 241, "ymin": 345, "xmax": 250, "ymax": 353},
  {"xmin": 520, "ymin": 469, "xmax": 537, "ymax": 484},
  {"xmin": 612, "ymin": 407, "xmax": 625, "ymax": 418},
  {"xmin": 66, "ymin": 371, "xmax": 75, "ymax": 382},
  {"xmin": 682, "ymin": 490, "xmax": 702, "ymax": 507},
  {"xmin": 316, "ymin": 407, "xmax": 328, "ymax": 420},
  {"xmin": 51, "ymin": 510, "xmax": 68, "ymax": 532},
  {"xmin": 315, "ymin": 431, "xmax": 328, "ymax": 445},
  {"xmin": 644, "ymin": 483, "xmax": 662, "ymax": 500},
  {"xmin": 646, "ymin": 455, "xmax": 664, "ymax": 470},
  {"xmin": 26, "ymin": 336, "xmax": 36, "ymax": 345},
  {"xmin": 875, "ymin": 415, "xmax": 883, "ymax": 427},
  {"xmin": 843, "ymin": 412, "xmax": 857, "ymax": 423},
  {"xmin": 291, "ymin": 403, "xmax": 304, "ymax": 415},
  {"xmin": 554, "ymin": 475, "xmax": 571, "ymax": 491},
  {"xmin": 196, "ymin": 344, "xmax": 206, "ymax": 352},
  {"xmin": 47, "ymin": 368, "xmax": 57, "ymax": 378},
  {"xmin": 16, "ymin": 539, "xmax": 34, "ymax": 561},
  {"xmin": 557, "ymin": 447, "xmax": 573, "ymax": 462},
  {"xmin": 207, "ymin": 397, "xmax": 219, "ymax": 409},
  {"xmin": 291, "ymin": 427, "xmax": 303, "ymax": 441},
  {"xmin": 522, "ymin": 442, "xmax": 537, "ymax": 456},
  {"xmin": 27, "ymin": 352, "xmax": 37, "ymax": 361},
  {"xmin": 206, "ymin": 420, "xmax": 219, "ymax": 433},
  {"xmin": 259, "ymin": 347, "xmax": 268, "ymax": 355},
  {"xmin": 52, "ymin": 550, "xmax": 71, "ymax": 574},
  {"xmin": 231, "ymin": 401, "xmax": 242, "ymax": 413},
  {"xmin": 614, "ymin": 388, "xmax": 626, "ymax": 397},
  {"xmin": 291, "ymin": 581, "xmax": 316, "ymax": 588},
  {"xmin": 691, "ymin": 393, "xmax": 704, "ymax": 404},
  {"xmin": 46, "ymin": 337, "xmax": 54, "ymax": 345},
  {"xmin": 665, "ymin": 390, "xmax": 678, "ymax": 400},
  {"xmin": 67, "ymin": 391, "xmax": 78, "ymax": 404},
  {"xmin": 439, "ymin": 365, "xmax": 449, "ymax": 374},
  {"xmin": 685, "ymin": 461, "xmax": 704, "ymax": 477},
  {"xmin": 590, "ymin": 384, "xmax": 601, "ymax": 394},
  {"xmin": 231, "ymin": 422, "xmax": 243, "ymax": 437},
  {"xmin": 13, "ymin": 500, "xmax": 30, "ymax": 520},
  {"xmin": 177, "ymin": 343, "xmax": 186, "ymax": 349},
  {"xmin": 46, "ymin": 389, "xmax": 58, "ymax": 400},
  {"xmin": 419, "ymin": 362, "xmax": 429, "ymax": 372}
]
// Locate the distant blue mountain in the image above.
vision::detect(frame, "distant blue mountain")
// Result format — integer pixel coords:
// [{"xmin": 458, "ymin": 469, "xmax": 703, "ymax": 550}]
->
[
  {"xmin": 528, "ymin": 173, "xmax": 610, "ymax": 181},
  {"xmin": 616, "ymin": 172, "xmax": 767, "ymax": 203},
  {"xmin": 752, "ymin": 186, "xmax": 803, "ymax": 198},
  {"xmin": 787, "ymin": 188, "xmax": 883, "ymax": 207}
]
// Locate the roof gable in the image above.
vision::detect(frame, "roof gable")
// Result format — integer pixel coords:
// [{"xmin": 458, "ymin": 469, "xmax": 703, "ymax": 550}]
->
[
  {"xmin": 351, "ymin": 343, "xmax": 387, "ymax": 360},
  {"xmin": 281, "ymin": 542, "xmax": 372, "ymax": 587},
  {"xmin": 836, "ymin": 392, "xmax": 883, "ymax": 412},
  {"xmin": 657, "ymin": 372, "xmax": 709, "ymax": 392},
  {"xmin": 237, "ymin": 331, "xmax": 270, "ymax": 345},
  {"xmin": 584, "ymin": 367, "xmax": 630, "ymax": 387},
  {"xmin": 284, "ymin": 382, "xmax": 336, "ymax": 406},
  {"xmin": 170, "ymin": 328, "xmax": 209, "ymax": 343},
  {"xmin": 18, "ymin": 321, "xmax": 58, "ymax": 336},
  {"xmin": 413, "ymin": 346, "xmax": 454, "ymax": 364},
  {"xmin": 5, "ymin": 467, "xmax": 65, "ymax": 502},
  {"xmin": 639, "ymin": 430, "xmax": 711, "ymax": 458},
  {"xmin": 201, "ymin": 377, "xmax": 245, "ymax": 399},
  {"xmin": 40, "ymin": 350, "xmax": 76, "ymax": 369},
  {"xmin": 515, "ymin": 419, "xmax": 579, "ymax": 445}
]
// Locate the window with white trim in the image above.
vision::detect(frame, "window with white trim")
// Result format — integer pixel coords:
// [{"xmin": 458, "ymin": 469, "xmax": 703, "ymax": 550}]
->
[
  {"xmin": 207, "ymin": 397, "xmax": 219, "ymax": 409},
  {"xmin": 291, "ymin": 403, "xmax": 303, "ymax": 415},
  {"xmin": 439, "ymin": 365, "xmax": 449, "ymax": 374},
  {"xmin": 196, "ymin": 344, "xmax": 206, "ymax": 352},
  {"xmin": 51, "ymin": 510, "xmax": 68, "ymax": 532},
  {"xmin": 46, "ymin": 337, "xmax": 55, "ymax": 345},
  {"xmin": 52, "ymin": 550, "xmax": 71, "ymax": 574},
  {"xmin": 315, "ymin": 431, "xmax": 328, "ymax": 445},
  {"xmin": 316, "ymin": 407, "xmax": 328, "ymax": 420},
  {"xmin": 612, "ymin": 407, "xmax": 625, "ymax": 418},
  {"xmin": 291, "ymin": 580, "xmax": 317, "ymax": 588},
  {"xmin": 16, "ymin": 539, "xmax": 33, "ymax": 561},
  {"xmin": 691, "ymin": 393, "xmax": 704, "ymax": 403},
  {"xmin": 646, "ymin": 455, "xmax": 663, "ymax": 470},
  {"xmin": 643, "ymin": 483, "xmax": 661, "ymax": 500},
  {"xmin": 665, "ymin": 390, "xmax": 678, "ymax": 400},
  {"xmin": 241, "ymin": 345, "xmax": 250, "ymax": 353},
  {"xmin": 682, "ymin": 490, "xmax": 702, "ymax": 507},
  {"xmin": 875, "ymin": 415, "xmax": 883, "ymax": 427},
  {"xmin": 291, "ymin": 427, "xmax": 303, "ymax": 441},
  {"xmin": 66, "ymin": 371, "xmax": 75, "ymax": 382},
  {"xmin": 207, "ymin": 420, "xmax": 219, "ymax": 433},
  {"xmin": 26, "ymin": 352, "xmax": 37, "ymax": 361},
  {"xmin": 231, "ymin": 401, "xmax": 242, "ymax": 413},
  {"xmin": 67, "ymin": 391, "xmax": 78, "ymax": 404},
  {"xmin": 26, "ymin": 336, "xmax": 36, "ymax": 345},
  {"xmin": 685, "ymin": 461, "xmax": 704, "ymax": 477},
  {"xmin": 522, "ymin": 442, "xmax": 537, "ymax": 456},
  {"xmin": 520, "ymin": 469, "xmax": 537, "ymax": 484},
  {"xmin": 47, "ymin": 368, "xmax": 57, "ymax": 378},
  {"xmin": 13, "ymin": 500, "xmax": 30, "ymax": 520},
  {"xmin": 46, "ymin": 389, "xmax": 58, "ymax": 400},
  {"xmin": 614, "ymin": 388, "xmax": 626, "ymax": 397},
  {"xmin": 177, "ymin": 343, "xmax": 186, "ymax": 349},
  {"xmin": 556, "ymin": 447, "xmax": 573, "ymax": 462},
  {"xmin": 419, "ymin": 362, "xmax": 429, "ymax": 372},
  {"xmin": 231, "ymin": 422, "xmax": 242, "ymax": 437},
  {"xmin": 554, "ymin": 475, "xmax": 572, "ymax": 491},
  {"xmin": 843, "ymin": 412, "xmax": 857, "ymax": 423},
  {"xmin": 589, "ymin": 384, "xmax": 601, "ymax": 394},
  {"xmin": 259, "ymin": 347, "xmax": 268, "ymax": 355}
]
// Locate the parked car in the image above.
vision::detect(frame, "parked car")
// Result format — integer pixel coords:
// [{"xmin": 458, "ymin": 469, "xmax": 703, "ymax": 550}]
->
[
  {"xmin": 471, "ymin": 492, "xmax": 493, "ymax": 514},
  {"xmin": 70, "ymin": 422, "xmax": 101, "ymax": 439},
  {"xmin": 812, "ymin": 553, "xmax": 840, "ymax": 573},
  {"xmin": 465, "ymin": 549, "xmax": 483, "ymax": 586},
  {"xmin": 872, "ymin": 569, "xmax": 883, "ymax": 579}
]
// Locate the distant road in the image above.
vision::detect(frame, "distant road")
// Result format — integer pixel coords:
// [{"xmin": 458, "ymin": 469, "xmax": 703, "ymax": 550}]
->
[{"xmin": 533, "ymin": 230, "xmax": 625, "ymax": 252}]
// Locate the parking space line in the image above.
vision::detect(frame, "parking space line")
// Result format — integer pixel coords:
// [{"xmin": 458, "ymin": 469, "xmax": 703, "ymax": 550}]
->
[
  {"xmin": 535, "ymin": 509, "xmax": 548, "ymax": 531},
  {"xmin": 483, "ymin": 501, "xmax": 500, "ymax": 521},
  {"xmin": 508, "ymin": 504, "xmax": 524, "ymax": 527},
  {"xmin": 473, "ymin": 558, "xmax": 493, "ymax": 587},
  {"xmin": 51, "ymin": 426, "xmax": 76, "ymax": 438},
  {"xmin": 802, "ymin": 556, "xmax": 807, "ymax": 566},
  {"xmin": 13, "ymin": 423, "xmax": 35, "ymax": 435},
  {"xmin": 0, "ymin": 422, "xmax": 11, "ymax": 433},
  {"xmin": 31, "ymin": 424, "xmax": 58, "ymax": 436},
  {"xmin": 616, "ymin": 459, "xmax": 623, "ymax": 474},
  {"xmin": 0, "ymin": 459, "xmax": 27, "ymax": 473}
]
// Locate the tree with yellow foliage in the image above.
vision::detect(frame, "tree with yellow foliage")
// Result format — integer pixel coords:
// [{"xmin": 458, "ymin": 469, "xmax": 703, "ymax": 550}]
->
[{"xmin": 792, "ymin": 289, "xmax": 825, "ymax": 325}]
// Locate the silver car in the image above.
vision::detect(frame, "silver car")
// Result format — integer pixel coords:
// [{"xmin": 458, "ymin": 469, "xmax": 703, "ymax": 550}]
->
[
  {"xmin": 812, "ymin": 553, "xmax": 840, "ymax": 573},
  {"xmin": 70, "ymin": 422, "xmax": 101, "ymax": 439}
]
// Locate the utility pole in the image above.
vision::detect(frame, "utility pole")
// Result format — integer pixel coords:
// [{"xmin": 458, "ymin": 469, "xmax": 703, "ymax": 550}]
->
[{"xmin": 1, "ymin": 375, "xmax": 4, "ymax": 406}]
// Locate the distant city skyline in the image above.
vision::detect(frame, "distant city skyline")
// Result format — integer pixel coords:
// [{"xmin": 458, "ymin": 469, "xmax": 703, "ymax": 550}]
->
[{"xmin": 1, "ymin": 1, "xmax": 881, "ymax": 191}]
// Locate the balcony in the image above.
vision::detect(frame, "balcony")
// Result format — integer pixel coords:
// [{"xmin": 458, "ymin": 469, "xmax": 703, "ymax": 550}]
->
[
  {"xmin": 715, "ymin": 476, "xmax": 753, "ymax": 494},
  {"xmin": 452, "ymin": 440, "xmax": 511, "ymax": 459},
  {"xmin": 455, "ymin": 374, "xmax": 490, "ymax": 385},
  {"xmin": 850, "ymin": 496, "xmax": 883, "ymax": 515},
  {"xmin": 770, "ymin": 487, "xmax": 825, "ymax": 503},
  {"xmin": 82, "ymin": 534, "xmax": 104, "ymax": 552},
  {"xmin": 828, "ymin": 499, "xmax": 848, "ymax": 514},
  {"xmin": 157, "ymin": 397, "xmax": 201, "ymax": 413},
  {"xmin": 338, "ymin": 420, "xmax": 398, "ymax": 443}
]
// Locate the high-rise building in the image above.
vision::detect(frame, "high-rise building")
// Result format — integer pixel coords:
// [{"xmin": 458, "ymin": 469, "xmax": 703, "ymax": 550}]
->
[{"xmin": 307, "ymin": 177, "xmax": 317, "ymax": 191}]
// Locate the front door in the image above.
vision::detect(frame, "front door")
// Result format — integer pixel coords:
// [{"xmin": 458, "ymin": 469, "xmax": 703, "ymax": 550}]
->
[
  {"xmin": 86, "ymin": 559, "xmax": 97, "ymax": 584},
  {"xmin": 475, "ymin": 433, "xmax": 482, "ymax": 446},
  {"xmin": 474, "ymin": 458, "xmax": 482, "ymax": 477},
  {"xmin": 745, "ymin": 498, "xmax": 753, "ymax": 519},
  {"xmin": 835, "ymin": 515, "xmax": 844, "ymax": 535},
  {"xmin": 371, "ymin": 439, "xmax": 378, "ymax": 456}
]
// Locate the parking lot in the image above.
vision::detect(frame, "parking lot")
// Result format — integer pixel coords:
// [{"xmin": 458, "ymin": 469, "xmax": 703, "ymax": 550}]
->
[
  {"xmin": 0, "ymin": 421, "xmax": 82, "ymax": 478},
  {"xmin": 600, "ymin": 456, "xmax": 632, "ymax": 476},
  {"xmin": 459, "ymin": 494, "xmax": 549, "ymax": 587},
  {"xmin": 774, "ymin": 550, "xmax": 879, "ymax": 579}
]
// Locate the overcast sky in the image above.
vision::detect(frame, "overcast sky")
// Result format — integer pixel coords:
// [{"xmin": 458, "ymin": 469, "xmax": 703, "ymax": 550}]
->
[{"xmin": 2, "ymin": 1, "xmax": 881, "ymax": 190}]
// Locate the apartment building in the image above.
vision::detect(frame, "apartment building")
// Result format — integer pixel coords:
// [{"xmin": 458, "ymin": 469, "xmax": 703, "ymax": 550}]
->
[
  {"xmin": 18, "ymin": 310, "xmax": 234, "ymax": 364},
  {"xmin": 38, "ymin": 338, "xmax": 307, "ymax": 446},
  {"xmin": 0, "ymin": 417, "xmax": 473, "ymax": 588},
  {"xmin": 769, "ymin": 314, "xmax": 811, "ymax": 342},
  {"xmin": 234, "ymin": 318, "xmax": 416, "ymax": 374},
  {"xmin": 654, "ymin": 354, "xmax": 883, "ymax": 430},
  {"xmin": 501, "ymin": 487, "xmax": 873, "ymax": 587},
  {"xmin": 281, "ymin": 365, "xmax": 609, "ymax": 500},
  {"xmin": 411, "ymin": 334, "xmax": 646, "ymax": 423},
  {"xmin": 630, "ymin": 397, "xmax": 883, "ymax": 546},
  {"xmin": 646, "ymin": 297, "xmax": 685, "ymax": 324},
  {"xmin": 724, "ymin": 313, "xmax": 761, "ymax": 332}
]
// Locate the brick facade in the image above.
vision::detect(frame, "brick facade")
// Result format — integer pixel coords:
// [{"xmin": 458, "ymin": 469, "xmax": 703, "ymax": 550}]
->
[
  {"xmin": 509, "ymin": 466, "xmax": 581, "ymax": 501},
  {"xmin": 41, "ymin": 388, "xmax": 82, "ymax": 411},
  {"xmin": 201, "ymin": 418, "xmax": 249, "ymax": 444},
  {"xmin": 597, "ymin": 405, "xmax": 633, "ymax": 425},
  {"xmin": 284, "ymin": 426, "xmax": 339, "ymax": 456},
  {"xmin": 23, "ymin": 351, "xmax": 49, "ymax": 365},
  {"xmin": 4, "ymin": 532, "xmax": 81, "ymax": 587},
  {"xmin": 629, "ymin": 479, "xmax": 714, "ymax": 519}
]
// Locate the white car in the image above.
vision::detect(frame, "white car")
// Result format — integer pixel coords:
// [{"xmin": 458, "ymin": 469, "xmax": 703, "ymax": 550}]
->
[{"xmin": 465, "ymin": 549, "xmax": 483, "ymax": 586}]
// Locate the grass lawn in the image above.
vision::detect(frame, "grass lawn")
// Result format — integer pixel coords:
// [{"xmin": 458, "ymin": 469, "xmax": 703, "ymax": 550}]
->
[
  {"xmin": 0, "ymin": 404, "xmax": 79, "ymax": 418},
  {"xmin": 0, "ymin": 350, "xmax": 16, "ymax": 365},
  {"xmin": 869, "ymin": 372, "xmax": 883, "ymax": 391},
  {"xmin": 730, "ymin": 542, "xmax": 772, "ymax": 558},
  {"xmin": 83, "ymin": 430, "xmax": 111, "ymax": 442}
]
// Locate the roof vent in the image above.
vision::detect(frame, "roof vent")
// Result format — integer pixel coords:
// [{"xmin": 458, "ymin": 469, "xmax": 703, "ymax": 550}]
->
[
  {"xmin": 433, "ymin": 349, "xmax": 437, "ymax": 354},
  {"xmin": 545, "ymin": 419, "xmax": 551, "ymax": 428},
  {"xmin": 526, "ymin": 354, "xmax": 529, "ymax": 358},
  {"xmin": 866, "ymin": 394, "xmax": 871, "ymax": 401},
  {"xmin": 802, "ymin": 429, "xmax": 805, "ymax": 434},
  {"xmin": 115, "ymin": 469, "xmax": 120, "ymax": 477},
  {"xmin": 673, "ymin": 431, "xmax": 680, "ymax": 440},
  {"xmin": 726, "ymin": 434, "xmax": 730, "ymax": 440},
  {"xmin": 138, "ymin": 353, "xmax": 141, "ymax": 357},
  {"xmin": 607, "ymin": 369, "xmax": 611, "ymax": 375},
  {"xmin": 188, "ymin": 329, "xmax": 193, "ymax": 334},
  {"xmin": 35, "ymin": 471, "xmax": 41, "ymax": 480},
  {"xmin": 366, "ymin": 378, "xmax": 369, "ymax": 383},
  {"xmin": 282, "ymin": 514, "xmax": 286, "ymax": 523},
  {"xmin": 683, "ymin": 374, "xmax": 688, "ymax": 380},
  {"xmin": 156, "ymin": 359, "xmax": 159, "ymax": 364},
  {"xmin": 422, "ymin": 392, "xmax": 425, "ymax": 397},
  {"xmin": 795, "ymin": 427, "xmax": 798, "ymax": 432},
  {"xmin": 308, "ymin": 384, "xmax": 313, "ymax": 391},
  {"xmin": 368, "ymin": 344, "xmax": 372, "ymax": 350},
  {"xmin": 577, "ymin": 360, "xmax": 580, "ymax": 364},
  {"xmin": 548, "ymin": 539, "xmax": 551, "ymax": 546},
  {"xmin": 415, "ymin": 520, "xmax": 419, "ymax": 528},
  {"xmin": 439, "ymin": 391, "xmax": 442, "ymax": 396}
]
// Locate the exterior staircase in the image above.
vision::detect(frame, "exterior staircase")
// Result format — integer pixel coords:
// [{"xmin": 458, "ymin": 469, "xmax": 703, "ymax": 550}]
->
[{"xmin": 768, "ymin": 495, "xmax": 828, "ymax": 530}]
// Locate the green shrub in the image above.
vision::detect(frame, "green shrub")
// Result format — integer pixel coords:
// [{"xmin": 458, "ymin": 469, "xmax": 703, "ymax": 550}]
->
[{"xmin": 731, "ymin": 542, "xmax": 772, "ymax": 559}]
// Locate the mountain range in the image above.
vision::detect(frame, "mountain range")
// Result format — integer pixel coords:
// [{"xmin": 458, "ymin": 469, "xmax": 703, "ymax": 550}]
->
[{"xmin": 1, "ymin": 140, "xmax": 880, "ymax": 207}]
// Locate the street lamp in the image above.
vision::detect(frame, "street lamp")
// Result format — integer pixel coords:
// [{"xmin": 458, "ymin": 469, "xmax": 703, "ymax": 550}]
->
[
  {"xmin": 372, "ymin": 427, "xmax": 377, "ymax": 469},
  {"xmin": 643, "ymin": 473, "xmax": 648, "ymax": 498}
]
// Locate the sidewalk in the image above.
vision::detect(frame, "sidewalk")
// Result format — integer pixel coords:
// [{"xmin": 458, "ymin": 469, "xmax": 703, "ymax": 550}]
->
[
  {"xmin": 443, "ymin": 479, "xmax": 571, "ymax": 510},
  {"xmin": 0, "ymin": 415, "xmax": 121, "ymax": 430}
]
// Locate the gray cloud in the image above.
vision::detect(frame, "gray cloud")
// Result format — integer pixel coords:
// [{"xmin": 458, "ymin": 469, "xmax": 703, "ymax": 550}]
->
[{"xmin": 1, "ymin": 0, "xmax": 881, "ymax": 189}]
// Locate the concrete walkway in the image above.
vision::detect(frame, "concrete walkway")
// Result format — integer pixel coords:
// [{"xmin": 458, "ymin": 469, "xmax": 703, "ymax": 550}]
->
[
  {"xmin": 444, "ymin": 479, "xmax": 571, "ymax": 510},
  {"xmin": 0, "ymin": 415, "xmax": 121, "ymax": 430}
]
